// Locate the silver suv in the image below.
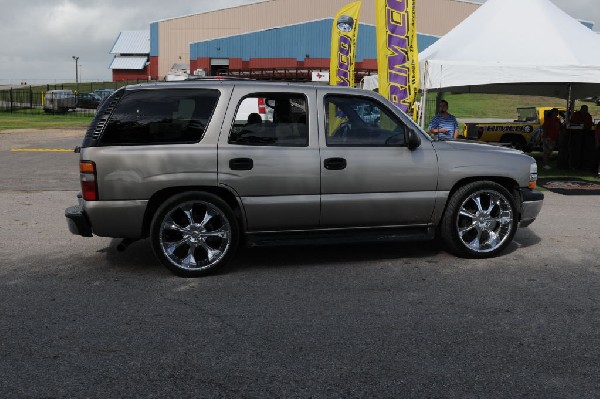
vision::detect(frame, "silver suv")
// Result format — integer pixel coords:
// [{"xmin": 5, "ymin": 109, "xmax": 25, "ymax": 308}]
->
[{"xmin": 66, "ymin": 81, "xmax": 543, "ymax": 277}]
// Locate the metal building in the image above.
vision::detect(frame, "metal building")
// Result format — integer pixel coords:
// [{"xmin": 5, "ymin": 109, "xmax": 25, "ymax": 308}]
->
[
  {"xmin": 109, "ymin": 31, "xmax": 150, "ymax": 81},
  {"xmin": 110, "ymin": 0, "xmax": 480, "ymax": 81}
]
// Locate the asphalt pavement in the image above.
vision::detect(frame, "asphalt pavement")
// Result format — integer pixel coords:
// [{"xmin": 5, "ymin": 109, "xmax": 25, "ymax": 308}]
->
[{"xmin": 0, "ymin": 129, "xmax": 599, "ymax": 398}]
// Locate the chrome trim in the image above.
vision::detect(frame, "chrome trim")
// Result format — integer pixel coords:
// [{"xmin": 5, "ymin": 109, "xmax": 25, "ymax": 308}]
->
[
  {"xmin": 455, "ymin": 189, "xmax": 514, "ymax": 254},
  {"xmin": 158, "ymin": 199, "xmax": 232, "ymax": 272},
  {"xmin": 247, "ymin": 223, "xmax": 432, "ymax": 235}
]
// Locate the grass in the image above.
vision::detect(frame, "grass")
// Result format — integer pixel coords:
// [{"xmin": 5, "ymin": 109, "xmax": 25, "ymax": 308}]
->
[
  {"xmin": 0, "ymin": 111, "xmax": 92, "ymax": 131},
  {"xmin": 444, "ymin": 93, "xmax": 600, "ymax": 120}
]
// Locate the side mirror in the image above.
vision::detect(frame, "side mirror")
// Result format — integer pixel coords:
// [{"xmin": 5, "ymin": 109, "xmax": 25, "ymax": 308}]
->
[{"xmin": 407, "ymin": 129, "xmax": 421, "ymax": 150}]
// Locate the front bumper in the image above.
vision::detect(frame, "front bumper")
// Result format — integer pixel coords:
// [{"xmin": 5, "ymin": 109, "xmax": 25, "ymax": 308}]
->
[
  {"xmin": 519, "ymin": 189, "xmax": 544, "ymax": 228},
  {"xmin": 65, "ymin": 205, "xmax": 93, "ymax": 237}
]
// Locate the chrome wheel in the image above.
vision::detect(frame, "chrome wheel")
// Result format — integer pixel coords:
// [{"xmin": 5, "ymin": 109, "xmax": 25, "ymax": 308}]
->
[
  {"xmin": 455, "ymin": 189, "xmax": 514, "ymax": 254},
  {"xmin": 158, "ymin": 200, "xmax": 232, "ymax": 272}
]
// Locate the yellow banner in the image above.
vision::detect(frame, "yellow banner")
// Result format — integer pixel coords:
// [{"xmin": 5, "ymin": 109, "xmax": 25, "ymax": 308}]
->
[
  {"xmin": 329, "ymin": 1, "xmax": 362, "ymax": 87},
  {"xmin": 376, "ymin": 0, "xmax": 419, "ymax": 113}
]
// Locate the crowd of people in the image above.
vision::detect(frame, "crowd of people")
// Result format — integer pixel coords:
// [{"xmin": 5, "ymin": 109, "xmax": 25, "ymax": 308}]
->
[{"xmin": 541, "ymin": 104, "xmax": 600, "ymax": 177}]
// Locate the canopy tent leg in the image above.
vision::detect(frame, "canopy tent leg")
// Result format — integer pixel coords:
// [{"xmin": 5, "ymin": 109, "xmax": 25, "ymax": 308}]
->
[
  {"xmin": 419, "ymin": 88, "xmax": 428, "ymax": 128},
  {"xmin": 566, "ymin": 83, "xmax": 573, "ymax": 125}
]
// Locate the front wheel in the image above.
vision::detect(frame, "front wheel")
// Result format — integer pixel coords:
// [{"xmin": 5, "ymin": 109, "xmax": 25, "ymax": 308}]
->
[
  {"xmin": 440, "ymin": 181, "xmax": 517, "ymax": 258},
  {"xmin": 150, "ymin": 192, "xmax": 239, "ymax": 277}
]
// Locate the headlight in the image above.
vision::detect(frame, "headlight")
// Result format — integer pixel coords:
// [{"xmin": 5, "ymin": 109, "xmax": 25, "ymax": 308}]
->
[{"xmin": 529, "ymin": 162, "xmax": 537, "ymax": 189}]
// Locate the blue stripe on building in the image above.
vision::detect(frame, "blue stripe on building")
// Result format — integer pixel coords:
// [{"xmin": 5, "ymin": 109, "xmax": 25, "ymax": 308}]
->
[
  {"xmin": 150, "ymin": 22, "xmax": 159, "ymax": 57},
  {"xmin": 189, "ymin": 19, "xmax": 438, "ymax": 61}
]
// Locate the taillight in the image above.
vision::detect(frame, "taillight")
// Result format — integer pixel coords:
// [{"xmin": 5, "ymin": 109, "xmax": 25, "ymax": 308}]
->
[
  {"xmin": 80, "ymin": 161, "xmax": 98, "ymax": 201},
  {"xmin": 258, "ymin": 97, "xmax": 266, "ymax": 114}
]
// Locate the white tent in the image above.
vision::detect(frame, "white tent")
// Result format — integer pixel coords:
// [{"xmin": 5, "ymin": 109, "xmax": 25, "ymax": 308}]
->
[{"xmin": 419, "ymin": 0, "xmax": 600, "ymax": 100}]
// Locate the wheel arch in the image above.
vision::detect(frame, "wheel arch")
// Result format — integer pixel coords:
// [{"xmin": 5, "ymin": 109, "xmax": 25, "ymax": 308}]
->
[
  {"xmin": 141, "ymin": 185, "xmax": 244, "ymax": 238},
  {"xmin": 439, "ymin": 176, "xmax": 521, "ymax": 223}
]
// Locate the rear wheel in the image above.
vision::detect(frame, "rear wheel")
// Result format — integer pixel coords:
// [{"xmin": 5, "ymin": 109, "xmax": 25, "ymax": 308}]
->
[
  {"xmin": 441, "ymin": 181, "xmax": 517, "ymax": 258},
  {"xmin": 150, "ymin": 192, "xmax": 239, "ymax": 277}
]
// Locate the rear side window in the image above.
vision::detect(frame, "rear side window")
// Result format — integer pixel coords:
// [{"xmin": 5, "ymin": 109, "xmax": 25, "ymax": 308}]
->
[
  {"xmin": 228, "ymin": 93, "xmax": 308, "ymax": 147},
  {"xmin": 100, "ymin": 89, "xmax": 219, "ymax": 145}
]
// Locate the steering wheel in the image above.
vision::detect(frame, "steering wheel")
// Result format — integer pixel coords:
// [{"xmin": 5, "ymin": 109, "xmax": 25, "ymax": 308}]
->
[{"xmin": 332, "ymin": 122, "xmax": 352, "ymax": 139}]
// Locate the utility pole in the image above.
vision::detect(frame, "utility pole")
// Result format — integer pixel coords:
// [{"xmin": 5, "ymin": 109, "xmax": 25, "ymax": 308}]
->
[{"xmin": 72, "ymin": 56, "xmax": 79, "ymax": 83}]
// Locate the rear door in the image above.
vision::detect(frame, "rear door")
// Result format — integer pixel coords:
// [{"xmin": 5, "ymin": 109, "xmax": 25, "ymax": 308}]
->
[
  {"xmin": 317, "ymin": 90, "xmax": 439, "ymax": 228},
  {"xmin": 217, "ymin": 86, "xmax": 320, "ymax": 231}
]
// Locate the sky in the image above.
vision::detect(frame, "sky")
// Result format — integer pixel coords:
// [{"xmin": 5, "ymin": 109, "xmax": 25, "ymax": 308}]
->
[{"xmin": 0, "ymin": 0, "xmax": 597, "ymax": 84}]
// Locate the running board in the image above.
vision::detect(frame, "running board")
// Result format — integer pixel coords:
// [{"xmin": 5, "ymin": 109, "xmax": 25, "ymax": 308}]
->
[{"xmin": 245, "ymin": 226, "xmax": 436, "ymax": 248}]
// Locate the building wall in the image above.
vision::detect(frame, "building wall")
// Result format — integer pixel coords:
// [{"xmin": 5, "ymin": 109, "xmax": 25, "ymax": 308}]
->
[
  {"xmin": 190, "ymin": 20, "xmax": 376, "ymax": 63},
  {"xmin": 153, "ymin": 0, "xmax": 479, "ymax": 78},
  {"xmin": 189, "ymin": 21, "xmax": 446, "ymax": 76},
  {"xmin": 112, "ymin": 68, "xmax": 150, "ymax": 81}
]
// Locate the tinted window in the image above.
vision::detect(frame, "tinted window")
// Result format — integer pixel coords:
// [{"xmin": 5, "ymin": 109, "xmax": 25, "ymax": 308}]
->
[
  {"xmin": 101, "ymin": 89, "xmax": 219, "ymax": 145},
  {"xmin": 228, "ymin": 93, "xmax": 308, "ymax": 147},
  {"xmin": 325, "ymin": 95, "xmax": 406, "ymax": 146}
]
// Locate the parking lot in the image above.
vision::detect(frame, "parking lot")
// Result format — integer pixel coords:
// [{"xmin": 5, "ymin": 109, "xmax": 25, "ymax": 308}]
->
[{"xmin": 1, "ymin": 129, "xmax": 599, "ymax": 397}]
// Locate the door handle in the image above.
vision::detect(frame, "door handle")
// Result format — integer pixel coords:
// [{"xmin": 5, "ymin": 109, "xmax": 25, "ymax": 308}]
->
[
  {"xmin": 229, "ymin": 158, "xmax": 253, "ymax": 170},
  {"xmin": 324, "ymin": 157, "xmax": 347, "ymax": 170}
]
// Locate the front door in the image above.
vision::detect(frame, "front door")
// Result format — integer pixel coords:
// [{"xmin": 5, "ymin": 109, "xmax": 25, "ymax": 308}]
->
[{"xmin": 318, "ymin": 92, "xmax": 439, "ymax": 228}]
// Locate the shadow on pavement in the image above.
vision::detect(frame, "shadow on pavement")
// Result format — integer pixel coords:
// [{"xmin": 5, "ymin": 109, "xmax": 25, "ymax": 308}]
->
[
  {"xmin": 228, "ymin": 240, "xmax": 446, "ymax": 274},
  {"xmin": 97, "ymin": 237, "xmax": 445, "ymax": 276},
  {"xmin": 97, "ymin": 229, "xmax": 541, "ymax": 277}
]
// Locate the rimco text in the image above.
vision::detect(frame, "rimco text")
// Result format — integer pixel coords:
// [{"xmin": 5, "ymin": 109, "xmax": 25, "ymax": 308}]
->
[
  {"xmin": 336, "ymin": 35, "xmax": 352, "ymax": 86},
  {"xmin": 385, "ymin": 0, "xmax": 411, "ymax": 111}
]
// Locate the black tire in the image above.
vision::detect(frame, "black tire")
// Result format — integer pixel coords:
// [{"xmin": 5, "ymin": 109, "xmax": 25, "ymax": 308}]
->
[
  {"xmin": 150, "ymin": 191, "xmax": 239, "ymax": 277},
  {"xmin": 500, "ymin": 135, "xmax": 527, "ymax": 151},
  {"xmin": 440, "ymin": 181, "xmax": 517, "ymax": 258},
  {"xmin": 514, "ymin": 136, "xmax": 528, "ymax": 151}
]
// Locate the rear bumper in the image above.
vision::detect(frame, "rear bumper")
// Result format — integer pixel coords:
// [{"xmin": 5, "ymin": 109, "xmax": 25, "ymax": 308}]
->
[
  {"xmin": 65, "ymin": 205, "xmax": 93, "ymax": 237},
  {"xmin": 519, "ymin": 189, "xmax": 544, "ymax": 228}
]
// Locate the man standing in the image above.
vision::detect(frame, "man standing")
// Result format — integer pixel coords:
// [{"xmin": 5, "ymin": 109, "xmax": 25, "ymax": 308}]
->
[
  {"xmin": 570, "ymin": 104, "xmax": 593, "ymax": 130},
  {"xmin": 428, "ymin": 100, "xmax": 459, "ymax": 139},
  {"xmin": 542, "ymin": 108, "xmax": 561, "ymax": 170}
]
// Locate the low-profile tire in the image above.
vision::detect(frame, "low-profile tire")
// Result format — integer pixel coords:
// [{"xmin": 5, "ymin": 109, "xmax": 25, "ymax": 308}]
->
[
  {"xmin": 150, "ymin": 191, "xmax": 239, "ymax": 277},
  {"xmin": 440, "ymin": 181, "xmax": 517, "ymax": 258}
]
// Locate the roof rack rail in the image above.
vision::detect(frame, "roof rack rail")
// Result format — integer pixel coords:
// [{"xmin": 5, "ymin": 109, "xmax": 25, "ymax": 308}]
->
[{"xmin": 184, "ymin": 76, "xmax": 254, "ymax": 81}]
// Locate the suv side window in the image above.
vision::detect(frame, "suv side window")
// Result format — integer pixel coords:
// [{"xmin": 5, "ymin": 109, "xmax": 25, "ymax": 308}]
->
[
  {"xmin": 325, "ymin": 95, "xmax": 406, "ymax": 146},
  {"xmin": 228, "ymin": 93, "xmax": 308, "ymax": 147},
  {"xmin": 100, "ymin": 89, "xmax": 219, "ymax": 145}
]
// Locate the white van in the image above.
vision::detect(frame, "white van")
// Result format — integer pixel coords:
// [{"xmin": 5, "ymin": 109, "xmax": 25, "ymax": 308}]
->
[{"xmin": 44, "ymin": 90, "xmax": 76, "ymax": 113}]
